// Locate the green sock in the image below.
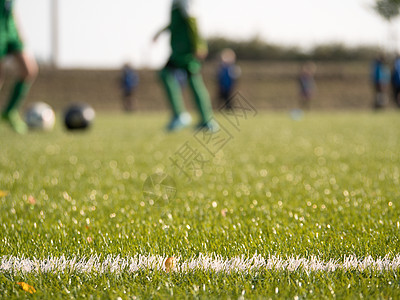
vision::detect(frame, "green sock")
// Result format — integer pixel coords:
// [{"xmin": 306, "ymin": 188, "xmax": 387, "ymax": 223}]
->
[
  {"xmin": 160, "ymin": 68, "xmax": 185, "ymax": 117},
  {"xmin": 2, "ymin": 80, "xmax": 30, "ymax": 115},
  {"xmin": 188, "ymin": 73, "xmax": 213, "ymax": 123}
]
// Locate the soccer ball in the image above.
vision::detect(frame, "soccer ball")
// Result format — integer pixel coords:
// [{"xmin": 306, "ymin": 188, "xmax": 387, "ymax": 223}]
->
[
  {"xmin": 64, "ymin": 103, "xmax": 95, "ymax": 130},
  {"xmin": 25, "ymin": 102, "xmax": 56, "ymax": 131}
]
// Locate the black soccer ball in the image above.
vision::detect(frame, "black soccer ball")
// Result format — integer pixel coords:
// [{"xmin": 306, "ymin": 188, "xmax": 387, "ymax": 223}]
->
[{"xmin": 64, "ymin": 103, "xmax": 95, "ymax": 130}]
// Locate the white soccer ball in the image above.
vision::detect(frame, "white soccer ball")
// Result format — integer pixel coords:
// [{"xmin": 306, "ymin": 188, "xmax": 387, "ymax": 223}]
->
[{"xmin": 25, "ymin": 102, "xmax": 56, "ymax": 131}]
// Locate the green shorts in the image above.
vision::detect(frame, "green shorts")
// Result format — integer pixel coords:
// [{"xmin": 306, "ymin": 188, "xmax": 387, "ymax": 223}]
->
[
  {"xmin": 0, "ymin": 18, "xmax": 24, "ymax": 58},
  {"xmin": 166, "ymin": 53, "xmax": 202, "ymax": 75}
]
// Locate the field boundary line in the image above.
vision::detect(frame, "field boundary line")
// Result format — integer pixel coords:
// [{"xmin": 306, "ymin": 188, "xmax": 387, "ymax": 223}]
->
[{"xmin": 1, "ymin": 254, "xmax": 400, "ymax": 274}]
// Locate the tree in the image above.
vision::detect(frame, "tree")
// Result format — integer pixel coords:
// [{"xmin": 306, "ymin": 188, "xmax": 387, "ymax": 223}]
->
[
  {"xmin": 373, "ymin": 0, "xmax": 400, "ymax": 52},
  {"xmin": 374, "ymin": 0, "xmax": 400, "ymax": 21}
]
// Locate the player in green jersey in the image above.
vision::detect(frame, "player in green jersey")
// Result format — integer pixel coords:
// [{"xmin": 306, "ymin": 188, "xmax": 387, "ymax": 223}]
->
[
  {"xmin": 154, "ymin": 0, "xmax": 218, "ymax": 132},
  {"xmin": 0, "ymin": 0, "xmax": 38, "ymax": 134}
]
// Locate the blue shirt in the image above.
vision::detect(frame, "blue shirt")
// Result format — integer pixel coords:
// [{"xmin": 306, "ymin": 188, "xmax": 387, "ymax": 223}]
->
[
  {"xmin": 372, "ymin": 60, "xmax": 390, "ymax": 85},
  {"xmin": 218, "ymin": 63, "xmax": 237, "ymax": 91}
]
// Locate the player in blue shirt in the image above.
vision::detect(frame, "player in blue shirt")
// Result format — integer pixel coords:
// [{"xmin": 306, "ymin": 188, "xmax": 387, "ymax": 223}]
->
[
  {"xmin": 391, "ymin": 54, "xmax": 400, "ymax": 107},
  {"xmin": 371, "ymin": 55, "xmax": 390, "ymax": 109},
  {"xmin": 121, "ymin": 63, "xmax": 139, "ymax": 111},
  {"xmin": 217, "ymin": 48, "xmax": 240, "ymax": 109}
]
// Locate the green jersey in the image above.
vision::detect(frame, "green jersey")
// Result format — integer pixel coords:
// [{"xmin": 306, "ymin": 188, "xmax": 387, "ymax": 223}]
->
[
  {"xmin": 160, "ymin": 0, "xmax": 214, "ymax": 128},
  {"xmin": 0, "ymin": 0, "xmax": 23, "ymax": 57},
  {"xmin": 168, "ymin": 0, "xmax": 207, "ymax": 70},
  {"xmin": 0, "ymin": 0, "xmax": 13, "ymax": 21}
]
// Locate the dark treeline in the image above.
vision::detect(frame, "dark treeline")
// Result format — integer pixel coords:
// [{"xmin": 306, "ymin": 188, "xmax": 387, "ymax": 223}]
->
[{"xmin": 207, "ymin": 36, "xmax": 383, "ymax": 61}]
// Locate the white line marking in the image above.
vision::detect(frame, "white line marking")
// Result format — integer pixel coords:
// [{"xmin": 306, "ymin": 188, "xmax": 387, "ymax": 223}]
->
[{"xmin": 1, "ymin": 254, "xmax": 400, "ymax": 274}]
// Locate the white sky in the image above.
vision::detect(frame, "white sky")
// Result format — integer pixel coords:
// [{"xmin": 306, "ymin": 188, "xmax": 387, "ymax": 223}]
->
[{"xmin": 15, "ymin": 0, "xmax": 400, "ymax": 69}]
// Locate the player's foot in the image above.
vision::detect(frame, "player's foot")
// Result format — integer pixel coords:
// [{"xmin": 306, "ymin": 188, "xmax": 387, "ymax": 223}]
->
[
  {"xmin": 166, "ymin": 112, "xmax": 192, "ymax": 132},
  {"xmin": 1, "ymin": 110, "xmax": 28, "ymax": 134},
  {"xmin": 196, "ymin": 119, "xmax": 220, "ymax": 133}
]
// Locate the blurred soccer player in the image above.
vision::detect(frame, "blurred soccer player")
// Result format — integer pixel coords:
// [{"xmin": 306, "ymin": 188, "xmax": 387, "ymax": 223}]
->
[
  {"xmin": 153, "ymin": 0, "xmax": 218, "ymax": 132},
  {"xmin": 371, "ymin": 54, "xmax": 390, "ymax": 109},
  {"xmin": 217, "ymin": 48, "xmax": 240, "ymax": 110},
  {"xmin": 391, "ymin": 54, "xmax": 400, "ymax": 107},
  {"xmin": 0, "ymin": 0, "xmax": 38, "ymax": 134},
  {"xmin": 120, "ymin": 63, "xmax": 139, "ymax": 112},
  {"xmin": 298, "ymin": 61, "xmax": 316, "ymax": 110}
]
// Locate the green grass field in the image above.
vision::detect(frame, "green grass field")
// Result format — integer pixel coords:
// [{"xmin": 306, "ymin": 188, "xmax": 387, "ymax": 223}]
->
[{"xmin": 1, "ymin": 110, "xmax": 400, "ymax": 299}]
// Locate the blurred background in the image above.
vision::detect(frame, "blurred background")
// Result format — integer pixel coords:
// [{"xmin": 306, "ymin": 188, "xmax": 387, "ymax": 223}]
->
[
  {"xmin": 3, "ymin": 0, "xmax": 400, "ymax": 111},
  {"xmin": 16, "ymin": 0, "xmax": 400, "ymax": 69}
]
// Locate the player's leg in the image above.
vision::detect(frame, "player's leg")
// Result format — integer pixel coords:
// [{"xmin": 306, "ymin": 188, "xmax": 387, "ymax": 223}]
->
[
  {"xmin": 187, "ymin": 72, "xmax": 218, "ymax": 132},
  {"xmin": 122, "ymin": 90, "xmax": 133, "ymax": 112},
  {"xmin": 224, "ymin": 88, "xmax": 233, "ymax": 110},
  {"xmin": 0, "ymin": 60, "xmax": 3, "ymax": 92},
  {"xmin": 160, "ymin": 66, "xmax": 191, "ymax": 131},
  {"xmin": 187, "ymin": 72, "xmax": 210, "ymax": 121},
  {"xmin": 2, "ymin": 51, "xmax": 38, "ymax": 134},
  {"xmin": 396, "ymin": 87, "xmax": 400, "ymax": 107},
  {"xmin": 0, "ymin": 41, "xmax": 5, "ymax": 93},
  {"xmin": 160, "ymin": 66, "xmax": 185, "ymax": 116}
]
